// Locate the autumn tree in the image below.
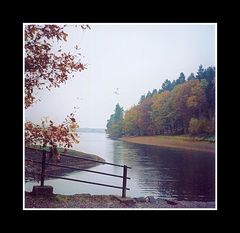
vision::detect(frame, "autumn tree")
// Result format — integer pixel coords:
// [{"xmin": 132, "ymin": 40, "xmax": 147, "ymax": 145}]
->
[
  {"xmin": 151, "ymin": 91, "xmax": 171, "ymax": 134},
  {"xmin": 187, "ymin": 80, "xmax": 207, "ymax": 118},
  {"xmin": 25, "ymin": 24, "xmax": 88, "ymax": 108},
  {"xmin": 138, "ymin": 98, "xmax": 155, "ymax": 135},
  {"xmin": 188, "ymin": 118, "xmax": 209, "ymax": 136},
  {"xmin": 123, "ymin": 105, "xmax": 141, "ymax": 136},
  {"xmin": 170, "ymin": 80, "xmax": 207, "ymax": 134},
  {"xmin": 106, "ymin": 65, "xmax": 215, "ymax": 138},
  {"xmin": 25, "ymin": 24, "xmax": 90, "ymax": 155}
]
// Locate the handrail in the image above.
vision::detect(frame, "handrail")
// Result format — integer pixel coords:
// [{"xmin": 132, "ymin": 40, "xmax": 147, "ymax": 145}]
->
[
  {"xmin": 25, "ymin": 146, "xmax": 131, "ymax": 197},
  {"xmin": 26, "ymin": 173, "xmax": 130, "ymax": 190},
  {"xmin": 26, "ymin": 146, "xmax": 132, "ymax": 169},
  {"xmin": 25, "ymin": 159, "xmax": 131, "ymax": 179}
]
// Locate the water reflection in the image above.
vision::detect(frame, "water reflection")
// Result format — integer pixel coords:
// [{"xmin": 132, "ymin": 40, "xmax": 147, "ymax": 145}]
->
[
  {"xmin": 111, "ymin": 140, "xmax": 215, "ymax": 201},
  {"xmin": 25, "ymin": 132, "xmax": 215, "ymax": 201}
]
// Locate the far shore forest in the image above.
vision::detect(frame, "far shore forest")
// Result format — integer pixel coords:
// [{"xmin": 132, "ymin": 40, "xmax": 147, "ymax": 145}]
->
[{"xmin": 106, "ymin": 65, "xmax": 215, "ymax": 140}]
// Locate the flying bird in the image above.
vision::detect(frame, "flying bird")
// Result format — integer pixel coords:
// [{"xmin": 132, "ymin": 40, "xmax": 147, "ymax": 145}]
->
[
  {"xmin": 75, "ymin": 45, "xmax": 81, "ymax": 50},
  {"xmin": 113, "ymin": 88, "xmax": 120, "ymax": 95}
]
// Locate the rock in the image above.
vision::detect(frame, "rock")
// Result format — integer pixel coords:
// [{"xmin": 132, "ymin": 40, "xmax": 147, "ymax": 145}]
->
[
  {"xmin": 31, "ymin": 185, "xmax": 53, "ymax": 196},
  {"xmin": 146, "ymin": 196, "xmax": 156, "ymax": 203},
  {"xmin": 134, "ymin": 197, "xmax": 146, "ymax": 203},
  {"xmin": 166, "ymin": 200, "xmax": 178, "ymax": 205},
  {"xmin": 113, "ymin": 196, "xmax": 136, "ymax": 206},
  {"xmin": 123, "ymin": 199, "xmax": 136, "ymax": 206},
  {"xmin": 144, "ymin": 197, "xmax": 149, "ymax": 202}
]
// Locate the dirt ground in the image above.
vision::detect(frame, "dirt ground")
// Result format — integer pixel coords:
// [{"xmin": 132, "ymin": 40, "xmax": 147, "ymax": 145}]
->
[{"xmin": 121, "ymin": 136, "xmax": 215, "ymax": 153}]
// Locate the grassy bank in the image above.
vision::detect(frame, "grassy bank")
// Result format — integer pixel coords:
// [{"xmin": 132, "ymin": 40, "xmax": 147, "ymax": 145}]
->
[{"xmin": 120, "ymin": 135, "xmax": 215, "ymax": 153}]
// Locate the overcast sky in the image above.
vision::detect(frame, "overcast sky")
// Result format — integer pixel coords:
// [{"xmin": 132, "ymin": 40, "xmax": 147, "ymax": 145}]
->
[{"xmin": 25, "ymin": 23, "xmax": 216, "ymax": 129}]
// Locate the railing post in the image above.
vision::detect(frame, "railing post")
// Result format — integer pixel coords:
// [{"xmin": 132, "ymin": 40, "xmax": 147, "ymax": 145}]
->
[
  {"xmin": 40, "ymin": 150, "xmax": 46, "ymax": 186},
  {"xmin": 122, "ymin": 165, "xmax": 127, "ymax": 198}
]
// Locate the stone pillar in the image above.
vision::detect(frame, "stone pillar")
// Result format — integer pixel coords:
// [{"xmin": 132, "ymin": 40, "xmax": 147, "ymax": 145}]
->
[{"xmin": 31, "ymin": 185, "xmax": 53, "ymax": 196}]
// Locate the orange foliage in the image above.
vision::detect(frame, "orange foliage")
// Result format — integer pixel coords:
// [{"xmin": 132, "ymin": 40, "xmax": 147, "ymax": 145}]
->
[
  {"xmin": 25, "ymin": 24, "xmax": 89, "ymax": 108},
  {"xmin": 24, "ymin": 24, "xmax": 90, "ymax": 156},
  {"xmin": 25, "ymin": 114, "xmax": 79, "ymax": 152}
]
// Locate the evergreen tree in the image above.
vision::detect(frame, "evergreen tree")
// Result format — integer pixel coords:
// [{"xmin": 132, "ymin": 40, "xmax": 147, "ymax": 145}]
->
[
  {"xmin": 176, "ymin": 72, "xmax": 186, "ymax": 85},
  {"xmin": 196, "ymin": 64, "xmax": 205, "ymax": 80},
  {"xmin": 146, "ymin": 91, "xmax": 152, "ymax": 99},
  {"xmin": 162, "ymin": 79, "xmax": 172, "ymax": 91},
  {"xmin": 152, "ymin": 89, "xmax": 158, "ymax": 96},
  {"xmin": 187, "ymin": 73, "xmax": 195, "ymax": 81},
  {"xmin": 139, "ymin": 94, "xmax": 146, "ymax": 104},
  {"xmin": 106, "ymin": 104, "xmax": 124, "ymax": 139}
]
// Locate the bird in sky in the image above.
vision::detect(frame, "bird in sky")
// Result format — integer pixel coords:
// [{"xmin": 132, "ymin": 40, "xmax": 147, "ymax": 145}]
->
[
  {"xmin": 113, "ymin": 88, "xmax": 120, "ymax": 95},
  {"xmin": 75, "ymin": 45, "xmax": 80, "ymax": 50}
]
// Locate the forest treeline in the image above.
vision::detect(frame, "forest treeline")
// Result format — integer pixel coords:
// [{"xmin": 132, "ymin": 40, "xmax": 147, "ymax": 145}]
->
[{"xmin": 106, "ymin": 65, "xmax": 215, "ymax": 139}]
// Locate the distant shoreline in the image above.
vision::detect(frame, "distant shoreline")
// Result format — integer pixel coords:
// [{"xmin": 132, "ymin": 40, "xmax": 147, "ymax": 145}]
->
[
  {"xmin": 120, "ymin": 135, "xmax": 215, "ymax": 153},
  {"xmin": 77, "ymin": 128, "xmax": 106, "ymax": 133}
]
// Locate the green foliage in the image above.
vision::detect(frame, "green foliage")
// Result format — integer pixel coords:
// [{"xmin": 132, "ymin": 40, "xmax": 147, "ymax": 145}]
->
[
  {"xmin": 162, "ymin": 79, "xmax": 172, "ymax": 91},
  {"xmin": 188, "ymin": 118, "xmax": 210, "ymax": 136},
  {"xmin": 146, "ymin": 91, "xmax": 153, "ymax": 99},
  {"xmin": 139, "ymin": 94, "xmax": 146, "ymax": 104},
  {"xmin": 176, "ymin": 72, "xmax": 186, "ymax": 85},
  {"xmin": 187, "ymin": 73, "xmax": 196, "ymax": 81},
  {"xmin": 106, "ymin": 104, "xmax": 124, "ymax": 139},
  {"xmin": 196, "ymin": 64, "xmax": 205, "ymax": 80},
  {"xmin": 152, "ymin": 89, "xmax": 158, "ymax": 96},
  {"xmin": 188, "ymin": 118, "xmax": 200, "ymax": 135}
]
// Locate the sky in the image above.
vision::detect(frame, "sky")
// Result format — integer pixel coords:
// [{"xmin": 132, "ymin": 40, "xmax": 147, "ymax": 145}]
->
[{"xmin": 25, "ymin": 23, "xmax": 216, "ymax": 129}]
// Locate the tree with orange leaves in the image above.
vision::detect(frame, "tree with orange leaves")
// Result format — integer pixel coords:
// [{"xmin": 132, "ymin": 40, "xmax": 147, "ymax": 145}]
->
[{"xmin": 25, "ymin": 24, "xmax": 90, "ymax": 157}]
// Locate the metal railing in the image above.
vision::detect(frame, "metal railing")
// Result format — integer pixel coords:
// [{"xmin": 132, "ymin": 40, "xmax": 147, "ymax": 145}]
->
[{"xmin": 25, "ymin": 147, "xmax": 131, "ymax": 198}]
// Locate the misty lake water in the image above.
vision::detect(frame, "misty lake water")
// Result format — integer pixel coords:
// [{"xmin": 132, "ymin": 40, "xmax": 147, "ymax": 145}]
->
[{"xmin": 25, "ymin": 132, "xmax": 215, "ymax": 201}]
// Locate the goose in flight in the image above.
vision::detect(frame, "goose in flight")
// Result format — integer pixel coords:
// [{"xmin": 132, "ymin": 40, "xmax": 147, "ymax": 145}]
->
[{"xmin": 113, "ymin": 88, "xmax": 120, "ymax": 95}]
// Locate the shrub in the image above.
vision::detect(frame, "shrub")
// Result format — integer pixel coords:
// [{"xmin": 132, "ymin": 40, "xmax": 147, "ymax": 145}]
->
[{"xmin": 188, "ymin": 118, "xmax": 209, "ymax": 136}]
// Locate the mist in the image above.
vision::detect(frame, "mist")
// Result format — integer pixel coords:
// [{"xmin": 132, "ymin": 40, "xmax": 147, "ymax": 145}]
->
[{"xmin": 25, "ymin": 23, "xmax": 216, "ymax": 129}]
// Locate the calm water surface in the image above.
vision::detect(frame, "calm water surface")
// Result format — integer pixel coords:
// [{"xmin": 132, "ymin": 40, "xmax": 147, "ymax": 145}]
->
[{"xmin": 25, "ymin": 132, "xmax": 215, "ymax": 201}]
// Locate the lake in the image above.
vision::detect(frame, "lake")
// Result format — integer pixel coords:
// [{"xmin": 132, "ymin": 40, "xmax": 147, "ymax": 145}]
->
[{"xmin": 25, "ymin": 132, "xmax": 215, "ymax": 201}]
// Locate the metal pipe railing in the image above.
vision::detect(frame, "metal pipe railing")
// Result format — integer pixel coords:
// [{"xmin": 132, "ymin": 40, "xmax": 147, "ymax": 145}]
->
[{"xmin": 25, "ymin": 147, "xmax": 131, "ymax": 197}]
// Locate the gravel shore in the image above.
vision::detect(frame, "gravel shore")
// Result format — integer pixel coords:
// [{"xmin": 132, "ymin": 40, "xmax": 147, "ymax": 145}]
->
[{"xmin": 24, "ymin": 192, "xmax": 215, "ymax": 209}]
